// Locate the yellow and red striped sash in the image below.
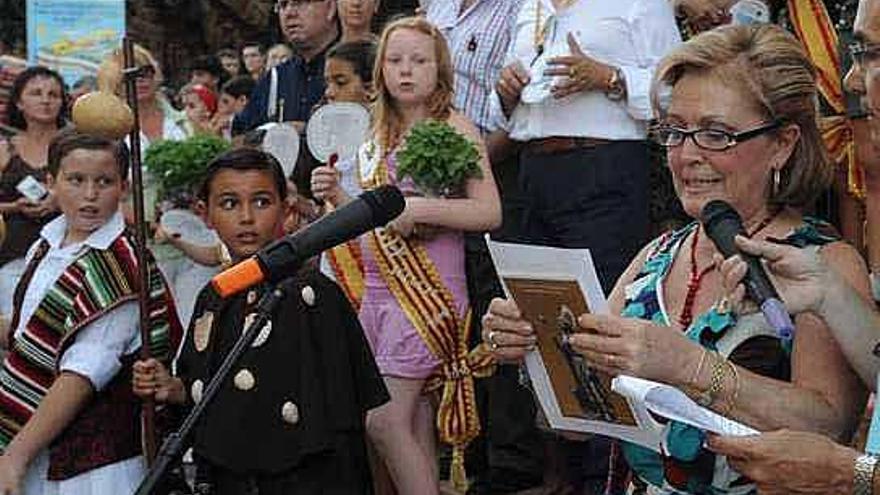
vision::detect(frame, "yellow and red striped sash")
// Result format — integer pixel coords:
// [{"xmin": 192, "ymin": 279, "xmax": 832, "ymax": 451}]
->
[
  {"xmin": 788, "ymin": 0, "xmax": 865, "ymax": 198},
  {"xmin": 326, "ymin": 240, "xmax": 365, "ymax": 310},
  {"xmin": 359, "ymin": 140, "xmax": 495, "ymax": 491}
]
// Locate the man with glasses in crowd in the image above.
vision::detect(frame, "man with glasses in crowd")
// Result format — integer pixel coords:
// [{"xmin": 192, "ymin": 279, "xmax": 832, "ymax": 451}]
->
[
  {"xmin": 705, "ymin": 1, "xmax": 880, "ymax": 492},
  {"xmin": 232, "ymin": 0, "xmax": 339, "ymax": 134}
]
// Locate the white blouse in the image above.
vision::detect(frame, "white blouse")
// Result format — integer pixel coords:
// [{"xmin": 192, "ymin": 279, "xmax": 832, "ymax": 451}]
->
[{"xmin": 493, "ymin": 0, "xmax": 681, "ymax": 141}]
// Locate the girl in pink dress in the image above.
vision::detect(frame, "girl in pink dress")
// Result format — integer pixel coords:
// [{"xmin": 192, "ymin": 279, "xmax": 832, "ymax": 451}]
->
[{"xmin": 312, "ymin": 17, "xmax": 501, "ymax": 494}]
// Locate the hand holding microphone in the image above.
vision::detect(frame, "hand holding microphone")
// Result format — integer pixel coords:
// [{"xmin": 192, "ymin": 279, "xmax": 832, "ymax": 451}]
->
[
  {"xmin": 701, "ymin": 200, "xmax": 795, "ymax": 341},
  {"xmin": 212, "ymin": 185, "xmax": 405, "ymax": 298}
]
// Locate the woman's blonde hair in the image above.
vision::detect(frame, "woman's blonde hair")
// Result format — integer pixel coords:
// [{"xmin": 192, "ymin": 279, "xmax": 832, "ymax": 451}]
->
[
  {"xmin": 372, "ymin": 16, "xmax": 454, "ymax": 154},
  {"xmin": 97, "ymin": 43, "xmax": 162, "ymax": 98},
  {"xmin": 653, "ymin": 24, "xmax": 831, "ymax": 209}
]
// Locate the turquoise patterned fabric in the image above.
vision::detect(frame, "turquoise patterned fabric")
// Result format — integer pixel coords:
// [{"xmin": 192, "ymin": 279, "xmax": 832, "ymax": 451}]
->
[{"xmin": 620, "ymin": 218, "xmax": 839, "ymax": 494}]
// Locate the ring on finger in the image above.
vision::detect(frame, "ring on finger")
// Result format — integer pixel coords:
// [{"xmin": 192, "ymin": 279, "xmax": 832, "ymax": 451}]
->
[{"xmin": 486, "ymin": 330, "xmax": 498, "ymax": 346}]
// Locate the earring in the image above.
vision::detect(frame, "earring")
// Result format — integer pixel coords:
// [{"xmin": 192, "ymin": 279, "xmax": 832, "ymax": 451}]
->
[{"xmin": 772, "ymin": 168, "xmax": 781, "ymax": 196}]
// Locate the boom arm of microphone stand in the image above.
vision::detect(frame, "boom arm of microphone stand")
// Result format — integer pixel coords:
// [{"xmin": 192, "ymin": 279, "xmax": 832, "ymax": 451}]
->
[{"xmin": 135, "ymin": 277, "xmax": 298, "ymax": 495}]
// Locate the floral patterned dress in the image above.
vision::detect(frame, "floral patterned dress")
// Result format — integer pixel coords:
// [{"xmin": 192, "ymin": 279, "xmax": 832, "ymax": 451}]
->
[{"xmin": 618, "ymin": 219, "xmax": 838, "ymax": 495}]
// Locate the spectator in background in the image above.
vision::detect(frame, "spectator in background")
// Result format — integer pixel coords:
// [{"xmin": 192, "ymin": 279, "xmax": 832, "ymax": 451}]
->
[
  {"xmin": 180, "ymin": 83, "xmax": 219, "ymax": 135},
  {"xmin": 98, "ymin": 43, "xmax": 189, "ymax": 151},
  {"xmin": 266, "ymin": 43, "xmax": 294, "ymax": 69},
  {"xmin": 188, "ymin": 54, "xmax": 226, "ymax": 92},
  {"xmin": 212, "ymin": 75, "xmax": 256, "ymax": 139},
  {"xmin": 69, "ymin": 75, "xmax": 97, "ymax": 106},
  {"xmin": 242, "ymin": 41, "xmax": 267, "ymax": 81},
  {"xmin": 232, "ymin": 0, "xmax": 340, "ymax": 134},
  {"xmin": 339, "ymin": 0, "xmax": 380, "ymax": 42},
  {"xmin": 491, "ymin": 0, "xmax": 680, "ymax": 491},
  {"xmin": 216, "ymin": 47, "xmax": 242, "ymax": 78},
  {"xmin": 0, "ymin": 67, "xmax": 65, "ymax": 319},
  {"xmin": 424, "ymin": 1, "xmax": 544, "ymax": 493}
]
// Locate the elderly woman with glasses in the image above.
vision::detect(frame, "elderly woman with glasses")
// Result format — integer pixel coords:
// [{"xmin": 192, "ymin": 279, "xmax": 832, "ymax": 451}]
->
[{"xmin": 481, "ymin": 24, "xmax": 872, "ymax": 494}]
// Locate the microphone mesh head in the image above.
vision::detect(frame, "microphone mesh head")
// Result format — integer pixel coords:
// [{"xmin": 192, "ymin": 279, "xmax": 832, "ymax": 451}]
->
[
  {"xmin": 361, "ymin": 185, "xmax": 406, "ymax": 225},
  {"xmin": 700, "ymin": 200, "xmax": 741, "ymax": 229}
]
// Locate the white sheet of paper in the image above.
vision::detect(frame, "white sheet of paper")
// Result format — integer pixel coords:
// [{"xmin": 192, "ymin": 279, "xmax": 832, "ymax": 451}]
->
[{"xmin": 612, "ymin": 375, "xmax": 760, "ymax": 437}]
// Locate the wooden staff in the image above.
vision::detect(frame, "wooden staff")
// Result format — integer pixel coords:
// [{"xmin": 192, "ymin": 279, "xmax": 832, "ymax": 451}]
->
[{"xmin": 121, "ymin": 37, "xmax": 158, "ymax": 464}]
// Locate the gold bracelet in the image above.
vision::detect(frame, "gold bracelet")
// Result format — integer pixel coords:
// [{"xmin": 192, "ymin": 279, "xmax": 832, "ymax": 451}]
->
[
  {"xmin": 721, "ymin": 360, "xmax": 740, "ymax": 416},
  {"xmin": 696, "ymin": 352, "xmax": 726, "ymax": 407},
  {"xmin": 687, "ymin": 348, "xmax": 708, "ymax": 388}
]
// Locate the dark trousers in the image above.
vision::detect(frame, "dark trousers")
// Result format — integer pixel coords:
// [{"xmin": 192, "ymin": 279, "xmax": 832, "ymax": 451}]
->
[
  {"xmin": 516, "ymin": 140, "xmax": 651, "ymax": 494},
  {"xmin": 462, "ymin": 150, "xmax": 545, "ymax": 493},
  {"xmin": 518, "ymin": 140, "xmax": 650, "ymax": 292}
]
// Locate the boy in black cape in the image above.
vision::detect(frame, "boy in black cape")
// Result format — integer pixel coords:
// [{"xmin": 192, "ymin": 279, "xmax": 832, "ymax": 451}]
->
[{"xmin": 134, "ymin": 147, "xmax": 388, "ymax": 494}]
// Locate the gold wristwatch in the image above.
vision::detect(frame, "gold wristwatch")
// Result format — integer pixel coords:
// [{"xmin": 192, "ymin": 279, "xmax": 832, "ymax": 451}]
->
[
  {"xmin": 605, "ymin": 67, "xmax": 627, "ymax": 102},
  {"xmin": 854, "ymin": 454, "xmax": 878, "ymax": 495}
]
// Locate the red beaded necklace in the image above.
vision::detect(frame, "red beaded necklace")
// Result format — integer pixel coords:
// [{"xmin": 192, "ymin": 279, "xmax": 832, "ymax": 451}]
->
[{"xmin": 677, "ymin": 210, "xmax": 780, "ymax": 329}]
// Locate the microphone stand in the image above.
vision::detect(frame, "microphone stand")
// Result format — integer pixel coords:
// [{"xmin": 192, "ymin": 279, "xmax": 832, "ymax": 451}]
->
[{"xmin": 135, "ymin": 276, "xmax": 297, "ymax": 495}]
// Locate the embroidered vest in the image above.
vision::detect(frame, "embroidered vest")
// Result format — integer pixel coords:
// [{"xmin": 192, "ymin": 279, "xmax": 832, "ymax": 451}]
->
[{"xmin": 0, "ymin": 232, "xmax": 182, "ymax": 480}]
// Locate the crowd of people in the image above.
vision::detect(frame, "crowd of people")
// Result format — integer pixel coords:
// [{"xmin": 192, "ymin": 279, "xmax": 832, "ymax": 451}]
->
[{"xmin": 0, "ymin": 0, "xmax": 878, "ymax": 494}]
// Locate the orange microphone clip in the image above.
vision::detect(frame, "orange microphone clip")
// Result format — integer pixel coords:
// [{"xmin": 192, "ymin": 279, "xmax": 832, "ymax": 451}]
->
[{"xmin": 211, "ymin": 257, "xmax": 265, "ymax": 298}]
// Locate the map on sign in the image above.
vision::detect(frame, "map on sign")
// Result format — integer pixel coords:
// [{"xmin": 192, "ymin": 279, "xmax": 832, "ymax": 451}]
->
[{"xmin": 27, "ymin": 0, "xmax": 125, "ymax": 85}]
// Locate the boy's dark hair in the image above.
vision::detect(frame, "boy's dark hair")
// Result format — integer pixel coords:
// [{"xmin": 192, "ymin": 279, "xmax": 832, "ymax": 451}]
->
[
  {"xmin": 198, "ymin": 147, "xmax": 288, "ymax": 201},
  {"xmin": 328, "ymin": 40, "xmax": 378, "ymax": 84},
  {"xmin": 221, "ymin": 75, "xmax": 256, "ymax": 99},
  {"xmin": 189, "ymin": 55, "xmax": 225, "ymax": 81},
  {"xmin": 47, "ymin": 129, "xmax": 131, "ymax": 178},
  {"xmin": 8, "ymin": 66, "xmax": 69, "ymax": 130},
  {"xmin": 242, "ymin": 41, "xmax": 266, "ymax": 54},
  {"xmin": 216, "ymin": 48, "xmax": 237, "ymax": 59}
]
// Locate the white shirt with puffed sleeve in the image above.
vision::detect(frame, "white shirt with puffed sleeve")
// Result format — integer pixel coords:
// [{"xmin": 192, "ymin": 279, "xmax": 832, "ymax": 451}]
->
[
  {"xmin": 491, "ymin": 0, "xmax": 681, "ymax": 141},
  {"xmin": 14, "ymin": 211, "xmax": 145, "ymax": 494}
]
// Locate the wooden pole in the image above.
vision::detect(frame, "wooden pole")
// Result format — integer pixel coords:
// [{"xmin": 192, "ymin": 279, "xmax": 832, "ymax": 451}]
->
[{"xmin": 122, "ymin": 37, "xmax": 158, "ymax": 464}]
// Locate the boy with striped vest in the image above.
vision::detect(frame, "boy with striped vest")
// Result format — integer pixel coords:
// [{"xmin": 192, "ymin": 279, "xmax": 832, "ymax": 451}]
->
[{"xmin": 0, "ymin": 130, "xmax": 181, "ymax": 494}]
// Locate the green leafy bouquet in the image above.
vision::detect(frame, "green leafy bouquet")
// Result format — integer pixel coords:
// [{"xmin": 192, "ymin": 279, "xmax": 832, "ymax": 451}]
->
[
  {"xmin": 144, "ymin": 134, "xmax": 230, "ymax": 202},
  {"xmin": 396, "ymin": 120, "xmax": 482, "ymax": 197}
]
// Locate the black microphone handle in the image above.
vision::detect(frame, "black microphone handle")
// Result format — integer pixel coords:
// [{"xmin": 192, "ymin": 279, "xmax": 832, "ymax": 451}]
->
[
  {"xmin": 701, "ymin": 200, "xmax": 795, "ymax": 341},
  {"xmin": 255, "ymin": 185, "xmax": 404, "ymax": 282}
]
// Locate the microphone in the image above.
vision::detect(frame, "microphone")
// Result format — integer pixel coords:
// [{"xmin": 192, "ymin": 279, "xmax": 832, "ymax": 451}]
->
[
  {"xmin": 212, "ymin": 185, "xmax": 405, "ymax": 298},
  {"xmin": 700, "ymin": 200, "xmax": 795, "ymax": 342}
]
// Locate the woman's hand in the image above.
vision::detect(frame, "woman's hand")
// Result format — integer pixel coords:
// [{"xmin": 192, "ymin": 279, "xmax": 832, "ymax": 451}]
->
[
  {"xmin": 674, "ymin": 0, "xmax": 732, "ymax": 32},
  {"xmin": 569, "ymin": 313, "xmax": 700, "ymax": 385},
  {"xmin": 717, "ymin": 235, "xmax": 830, "ymax": 316},
  {"xmin": 496, "ymin": 61, "xmax": 530, "ymax": 117},
  {"xmin": 707, "ymin": 429, "xmax": 855, "ymax": 495},
  {"xmin": 546, "ymin": 34, "xmax": 615, "ymax": 99},
  {"xmin": 0, "ymin": 454, "xmax": 25, "ymax": 495},
  {"xmin": 310, "ymin": 166, "xmax": 345, "ymax": 206},
  {"xmin": 480, "ymin": 298, "xmax": 537, "ymax": 363},
  {"xmin": 16, "ymin": 193, "xmax": 55, "ymax": 219}
]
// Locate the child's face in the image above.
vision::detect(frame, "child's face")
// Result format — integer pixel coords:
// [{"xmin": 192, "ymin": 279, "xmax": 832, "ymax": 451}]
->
[
  {"xmin": 382, "ymin": 28, "xmax": 438, "ymax": 107},
  {"xmin": 183, "ymin": 92, "xmax": 211, "ymax": 124},
  {"xmin": 218, "ymin": 92, "xmax": 248, "ymax": 117},
  {"xmin": 50, "ymin": 149, "xmax": 127, "ymax": 245},
  {"xmin": 324, "ymin": 58, "xmax": 369, "ymax": 104},
  {"xmin": 205, "ymin": 169, "xmax": 285, "ymax": 260}
]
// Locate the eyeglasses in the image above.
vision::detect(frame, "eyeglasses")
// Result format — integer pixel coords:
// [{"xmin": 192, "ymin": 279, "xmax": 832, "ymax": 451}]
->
[
  {"xmin": 137, "ymin": 65, "xmax": 156, "ymax": 79},
  {"xmin": 849, "ymin": 41, "xmax": 880, "ymax": 66},
  {"xmin": 274, "ymin": 0, "xmax": 325, "ymax": 12},
  {"xmin": 649, "ymin": 120, "xmax": 783, "ymax": 151}
]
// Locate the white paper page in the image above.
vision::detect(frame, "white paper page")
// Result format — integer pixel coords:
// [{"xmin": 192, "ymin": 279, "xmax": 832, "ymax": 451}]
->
[{"xmin": 613, "ymin": 376, "xmax": 759, "ymax": 437}]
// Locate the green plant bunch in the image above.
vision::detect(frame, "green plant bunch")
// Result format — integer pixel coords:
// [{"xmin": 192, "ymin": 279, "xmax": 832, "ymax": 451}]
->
[
  {"xmin": 396, "ymin": 120, "xmax": 482, "ymax": 197},
  {"xmin": 144, "ymin": 134, "xmax": 231, "ymax": 198}
]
